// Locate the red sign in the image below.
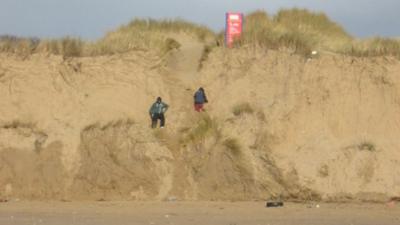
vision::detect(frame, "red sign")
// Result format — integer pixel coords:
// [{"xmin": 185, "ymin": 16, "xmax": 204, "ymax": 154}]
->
[{"xmin": 225, "ymin": 13, "xmax": 243, "ymax": 47}]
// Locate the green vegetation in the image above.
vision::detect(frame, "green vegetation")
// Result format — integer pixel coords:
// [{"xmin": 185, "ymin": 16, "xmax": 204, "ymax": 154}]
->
[
  {"xmin": 2, "ymin": 120, "xmax": 37, "ymax": 129},
  {"xmin": 318, "ymin": 164, "xmax": 329, "ymax": 178},
  {"xmin": 163, "ymin": 38, "xmax": 181, "ymax": 53},
  {"xmin": 237, "ymin": 9, "xmax": 400, "ymax": 58},
  {"xmin": 198, "ymin": 44, "xmax": 214, "ymax": 70},
  {"xmin": 123, "ymin": 19, "xmax": 214, "ymax": 41},
  {"xmin": 232, "ymin": 103, "xmax": 254, "ymax": 116},
  {"xmin": 275, "ymin": 9, "xmax": 350, "ymax": 39},
  {"xmin": 1, "ymin": 9, "xmax": 400, "ymax": 58},
  {"xmin": 237, "ymin": 9, "xmax": 350, "ymax": 56},
  {"xmin": 0, "ymin": 35, "xmax": 40, "ymax": 56},
  {"xmin": 236, "ymin": 10, "xmax": 313, "ymax": 56},
  {"xmin": 184, "ymin": 114, "xmax": 220, "ymax": 144},
  {"xmin": 358, "ymin": 141, "xmax": 376, "ymax": 152},
  {"xmin": 0, "ymin": 19, "xmax": 214, "ymax": 58},
  {"xmin": 223, "ymin": 138, "xmax": 242, "ymax": 156},
  {"xmin": 82, "ymin": 119, "xmax": 135, "ymax": 133},
  {"xmin": 86, "ymin": 18, "xmax": 211, "ymax": 56},
  {"xmin": 340, "ymin": 38, "xmax": 400, "ymax": 58}
]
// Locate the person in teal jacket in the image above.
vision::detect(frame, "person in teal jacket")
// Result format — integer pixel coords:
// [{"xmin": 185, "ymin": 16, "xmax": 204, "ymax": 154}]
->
[{"xmin": 149, "ymin": 97, "xmax": 169, "ymax": 128}]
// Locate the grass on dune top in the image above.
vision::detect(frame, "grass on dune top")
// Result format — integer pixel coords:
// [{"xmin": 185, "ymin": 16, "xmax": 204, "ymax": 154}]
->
[
  {"xmin": 237, "ymin": 9, "xmax": 400, "ymax": 58},
  {"xmin": 0, "ymin": 18, "xmax": 215, "ymax": 58},
  {"xmin": 89, "ymin": 19, "xmax": 215, "ymax": 56},
  {"xmin": 1, "ymin": 9, "xmax": 400, "ymax": 59}
]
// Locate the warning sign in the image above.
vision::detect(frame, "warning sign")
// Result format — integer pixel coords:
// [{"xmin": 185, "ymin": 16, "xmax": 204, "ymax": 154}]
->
[{"xmin": 225, "ymin": 12, "xmax": 243, "ymax": 47}]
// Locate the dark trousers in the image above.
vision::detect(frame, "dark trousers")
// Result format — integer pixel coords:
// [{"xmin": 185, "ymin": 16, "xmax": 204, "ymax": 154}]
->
[{"xmin": 151, "ymin": 113, "xmax": 165, "ymax": 128}]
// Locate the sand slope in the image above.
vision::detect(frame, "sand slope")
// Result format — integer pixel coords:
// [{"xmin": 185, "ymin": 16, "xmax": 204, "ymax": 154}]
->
[{"xmin": 0, "ymin": 35, "xmax": 399, "ymax": 201}]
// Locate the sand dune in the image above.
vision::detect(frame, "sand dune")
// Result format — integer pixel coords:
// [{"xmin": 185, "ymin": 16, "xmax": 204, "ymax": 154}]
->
[{"xmin": 0, "ymin": 33, "xmax": 399, "ymax": 202}]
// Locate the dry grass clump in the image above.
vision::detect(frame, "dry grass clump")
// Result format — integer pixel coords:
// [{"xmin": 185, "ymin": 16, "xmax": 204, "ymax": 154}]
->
[
  {"xmin": 198, "ymin": 44, "xmax": 214, "ymax": 70},
  {"xmin": 2, "ymin": 10, "xmax": 400, "ymax": 59},
  {"xmin": 237, "ymin": 9, "xmax": 351, "ymax": 56},
  {"xmin": 242, "ymin": 10, "xmax": 273, "ymax": 43},
  {"xmin": 275, "ymin": 8, "xmax": 351, "ymax": 42},
  {"xmin": 223, "ymin": 138, "xmax": 242, "ymax": 156},
  {"xmin": 163, "ymin": 38, "xmax": 181, "ymax": 53},
  {"xmin": 88, "ymin": 19, "xmax": 214, "ymax": 56},
  {"xmin": 274, "ymin": 8, "xmax": 352, "ymax": 52},
  {"xmin": 239, "ymin": 9, "xmax": 400, "ymax": 58},
  {"xmin": 38, "ymin": 37, "xmax": 84, "ymax": 57},
  {"xmin": 232, "ymin": 103, "xmax": 254, "ymax": 116},
  {"xmin": 0, "ymin": 35, "xmax": 40, "ymax": 56},
  {"xmin": 237, "ymin": 10, "xmax": 314, "ymax": 56},
  {"xmin": 340, "ymin": 38, "xmax": 400, "ymax": 58},
  {"xmin": 124, "ymin": 19, "xmax": 214, "ymax": 41},
  {"xmin": 82, "ymin": 118, "xmax": 135, "ymax": 133},
  {"xmin": 0, "ymin": 35, "xmax": 85, "ymax": 58},
  {"xmin": 318, "ymin": 164, "xmax": 329, "ymax": 178},
  {"xmin": 0, "ymin": 19, "xmax": 214, "ymax": 57},
  {"xmin": 59, "ymin": 37, "xmax": 84, "ymax": 57},
  {"xmin": 184, "ymin": 114, "xmax": 220, "ymax": 144},
  {"xmin": 358, "ymin": 141, "xmax": 376, "ymax": 152},
  {"xmin": 2, "ymin": 120, "xmax": 37, "ymax": 129}
]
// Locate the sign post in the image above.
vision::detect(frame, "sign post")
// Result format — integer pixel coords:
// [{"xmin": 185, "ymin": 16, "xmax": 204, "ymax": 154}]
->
[{"xmin": 225, "ymin": 12, "xmax": 243, "ymax": 48}]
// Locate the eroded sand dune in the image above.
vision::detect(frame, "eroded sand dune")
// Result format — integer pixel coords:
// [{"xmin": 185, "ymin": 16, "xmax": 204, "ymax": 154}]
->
[{"xmin": 1, "ymin": 35, "xmax": 400, "ymax": 202}]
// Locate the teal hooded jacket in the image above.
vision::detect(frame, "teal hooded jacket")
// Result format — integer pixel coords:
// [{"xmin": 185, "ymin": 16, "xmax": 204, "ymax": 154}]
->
[{"xmin": 149, "ymin": 101, "xmax": 169, "ymax": 115}]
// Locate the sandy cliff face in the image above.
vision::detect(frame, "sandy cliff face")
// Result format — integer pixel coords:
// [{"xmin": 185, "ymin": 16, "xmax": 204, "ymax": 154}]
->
[
  {"xmin": 200, "ymin": 48, "xmax": 400, "ymax": 201},
  {"xmin": 0, "ymin": 51, "xmax": 171, "ymax": 200},
  {"xmin": 0, "ymin": 37, "xmax": 399, "ymax": 201}
]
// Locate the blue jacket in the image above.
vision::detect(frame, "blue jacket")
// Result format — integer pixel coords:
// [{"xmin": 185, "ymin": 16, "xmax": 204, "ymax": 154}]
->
[{"xmin": 194, "ymin": 90, "xmax": 208, "ymax": 104}]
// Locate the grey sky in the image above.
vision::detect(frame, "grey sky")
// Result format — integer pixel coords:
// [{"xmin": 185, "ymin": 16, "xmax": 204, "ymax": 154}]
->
[{"xmin": 0, "ymin": 0, "xmax": 399, "ymax": 40}]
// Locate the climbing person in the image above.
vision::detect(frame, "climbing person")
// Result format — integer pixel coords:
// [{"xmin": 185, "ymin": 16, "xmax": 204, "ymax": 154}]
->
[
  {"xmin": 193, "ymin": 87, "xmax": 208, "ymax": 112},
  {"xmin": 149, "ymin": 97, "xmax": 169, "ymax": 128}
]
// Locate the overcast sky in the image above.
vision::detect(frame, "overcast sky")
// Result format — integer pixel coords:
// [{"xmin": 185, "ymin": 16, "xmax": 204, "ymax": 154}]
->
[{"xmin": 0, "ymin": 0, "xmax": 399, "ymax": 40}]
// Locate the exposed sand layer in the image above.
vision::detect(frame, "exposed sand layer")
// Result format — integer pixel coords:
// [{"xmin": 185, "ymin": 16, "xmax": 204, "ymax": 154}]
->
[{"xmin": 1, "ymin": 34, "xmax": 400, "ymax": 202}]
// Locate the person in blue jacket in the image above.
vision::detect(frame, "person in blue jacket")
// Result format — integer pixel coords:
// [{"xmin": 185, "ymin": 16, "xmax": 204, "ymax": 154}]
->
[
  {"xmin": 149, "ymin": 97, "xmax": 169, "ymax": 128},
  {"xmin": 193, "ymin": 87, "xmax": 208, "ymax": 112}
]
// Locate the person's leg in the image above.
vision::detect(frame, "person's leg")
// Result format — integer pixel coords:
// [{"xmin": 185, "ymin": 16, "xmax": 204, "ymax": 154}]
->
[
  {"xmin": 159, "ymin": 113, "xmax": 165, "ymax": 127},
  {"xmin": 151, "ymin": 114, "xmax": 158, "ymax": 128},
  {"xmin": 194, "ymin": 103, "xmax": 203, "ymax": 112},
  {"xmin": 199, "ymin": 103, "xmax": 204, "ymax": 111}
]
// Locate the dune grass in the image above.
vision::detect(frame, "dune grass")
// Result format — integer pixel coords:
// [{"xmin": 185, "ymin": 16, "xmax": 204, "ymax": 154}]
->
[
  {"xmin": 85, "ymin": 18, "xmax": 210, "ymax": 56},
  {"xmin": 0, "ymin": 35, "xmax": 40, "ymax": 56},
  {"xmin": 235, "ymin": 10, "xmax": 316, "ymax": 56},
  {"xmin": 236, "ymin": 9, "xmax": 400, "ymax": 58},
  {"xmin": 183, "ymin": 114, "xmax": 221, "ymax": 144},
  {"xmin": 198, "ymin": 44, "xmax": 214, "ymax": 70},
  {"xmin": 0, "ymin": 19, "xmax": 215, "ymax": 58},
  {"xmin": 1, "ymin": 9, "xmax": 400, "ymax": 59},
  {"xmin": 0, "ymin": 36, "xmax": 87, "ymax": 58},
  {"xmin": 358, "ymin": 141, "xmax": 376, "ymax": 152},
  {"xmin": 236, "ymin": 9, "xmax": 352, "ymax": 56},
  {"xmin": 340, "ymin": 38, "xmax": 400, "ymax": 58},
  {"xmin": 40, "ymin": 37, "xmax": 84, "ymax": 57},
  {"xmin": 232, "ymin": 103, "xmax": 254, "ymax": 116},
  {"xmin": 275, "ymin": 8, "xmax": 351, "ymax": 46},
  {"xmin": 223, "ymin": 138, "xmax": 242, "ymax": 156},
  {"xmin": 123, "ymin": 19, "xmax": 214, "ymax": 42}
]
